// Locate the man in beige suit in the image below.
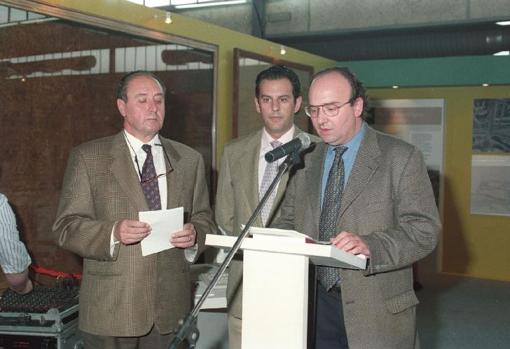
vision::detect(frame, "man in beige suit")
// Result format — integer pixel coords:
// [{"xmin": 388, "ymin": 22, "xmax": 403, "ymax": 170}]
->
[
  {"xmin": 273, "ymin": 67, "xmax": 441, "ymax": 348},
  {"xmin": 53, "ymin": 71, "xmax": 214, "ymax": 349},
  {"xmin": 215, "ymin": 65, "xmax": 317, "ymax": 348}
]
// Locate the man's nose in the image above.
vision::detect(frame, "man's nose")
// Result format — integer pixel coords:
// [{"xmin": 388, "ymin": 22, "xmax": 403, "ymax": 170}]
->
[
  {"xmin": 271, "ymin": 100, "xmax": 280, "ymax": 111},
  {"xmin": 316, "ymin": 107, "xmax": 328, "ymax": 122},
  {"xmin": 147, "ymin": 99, "xmax": 157, "ymax": 112}
]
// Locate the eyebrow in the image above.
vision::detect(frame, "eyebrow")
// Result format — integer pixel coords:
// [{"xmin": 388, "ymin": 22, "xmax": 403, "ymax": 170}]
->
[
  {"xmin": 134, "ymin": 92, "xmax": 164, "ymax": 98},
  {"xmin": 260, "ymin": 94, "xmax": 291, "ymax": 99}
]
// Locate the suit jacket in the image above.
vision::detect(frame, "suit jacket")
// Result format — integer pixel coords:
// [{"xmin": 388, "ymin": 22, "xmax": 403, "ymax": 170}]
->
[
  {"xmin": 273, "ymin": 126, "xmax": 441, "ymax": 348},
  {"xmin": 215, "ymin": 127, "xmax": 318, "ymax": 319},
  {"xmin": 52, "ymin": 132, "xmax": 214, "ymax": 337}
]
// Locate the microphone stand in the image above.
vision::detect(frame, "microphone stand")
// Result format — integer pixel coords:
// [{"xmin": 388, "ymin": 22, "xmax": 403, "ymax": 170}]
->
[{"xmin": 169, "ymin": 151, "xmax": 302, "ymax": 349}]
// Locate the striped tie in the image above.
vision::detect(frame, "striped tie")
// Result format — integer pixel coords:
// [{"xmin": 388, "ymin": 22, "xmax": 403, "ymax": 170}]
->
[{"xmin": 259, "ymin": 140, "xmax": 282, "ymax": 226}]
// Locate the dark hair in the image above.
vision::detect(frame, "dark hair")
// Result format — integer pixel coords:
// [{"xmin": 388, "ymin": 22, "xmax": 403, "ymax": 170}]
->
[
  {"xmin": 255, "ymin": 65, "xmax": 301, "ymax": 100},
  {"xmin": 116, "ymin": 71, "xmax": 166, "ymax": 101},
  {"xmin": 311, "ymin": 67, "xmax": 368, "ymax": 118}
]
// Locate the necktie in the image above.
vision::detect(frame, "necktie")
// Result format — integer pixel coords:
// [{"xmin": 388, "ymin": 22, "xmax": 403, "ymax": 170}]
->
[
  {"xmin": 318, "ymin": 145, "xmax": 348, "ymax": 290},
  {"xmin": 259, "ymin": 140, "xmax": 282, "ymax": 226},
  {"xmin": 141, "ymin": 144, "xmax": 162, "ymax": 210}
]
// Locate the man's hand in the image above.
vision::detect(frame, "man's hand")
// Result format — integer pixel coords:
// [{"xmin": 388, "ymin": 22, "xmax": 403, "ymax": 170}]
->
[
  {"xmin": 331, "ymin": 231, "xmax": 371, "ymax": 256},
  {"xmin": 114, "ymin": 219, "xmax": 151, "ymax": 245},
  {"xmin": 171, "ymin": 223, "xmax": 197, "ymax": 248},
  {"xmin": 5, "ymin": 270, "xmax": 33, "ymax": 294}
]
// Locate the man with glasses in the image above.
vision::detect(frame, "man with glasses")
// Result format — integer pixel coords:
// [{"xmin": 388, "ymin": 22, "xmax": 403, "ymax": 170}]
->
[
  {"xmin": 273, "ymin": 67, "xmax": 440, "ymax": 348},
  {"xmin": 215, "ymin": 65, "xmax": 317, "ymax": 349},
  {"xmin": 53, "ymin": 71, "xmax": 214, "ymax": 349}
]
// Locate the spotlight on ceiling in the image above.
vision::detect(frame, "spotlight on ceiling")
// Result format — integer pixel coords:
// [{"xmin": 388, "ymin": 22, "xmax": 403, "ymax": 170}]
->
[{"xmin": 165, "ymin": 11, "xmax": 172, "ymax": 24}]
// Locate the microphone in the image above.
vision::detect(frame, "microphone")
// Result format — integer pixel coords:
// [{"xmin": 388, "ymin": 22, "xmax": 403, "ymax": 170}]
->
[{"xmin": 264, "ymin": 133, "xmax": 311, "ymax": 163}]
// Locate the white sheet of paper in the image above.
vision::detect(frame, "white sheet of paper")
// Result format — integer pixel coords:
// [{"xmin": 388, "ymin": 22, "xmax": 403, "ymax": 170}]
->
[{"xmin": 140, "ymin": 207, "xmax": 183, "ymax": 256}]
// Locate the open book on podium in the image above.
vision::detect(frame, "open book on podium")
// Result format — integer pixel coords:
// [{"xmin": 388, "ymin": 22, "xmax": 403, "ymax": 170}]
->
[{"xmin": 206, "ymin": 226, "xmax": 367, "ymax": 270}]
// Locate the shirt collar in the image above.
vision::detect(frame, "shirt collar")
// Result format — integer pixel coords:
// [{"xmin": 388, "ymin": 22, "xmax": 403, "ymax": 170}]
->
[
  {"xmin": 124, "ymin": 130, "xmax": 160, "ymax": 153},
  {"xmin": 326, "ymin": 122, "xmax": 366, "ymax": 155},
  {"xmin": 260, "ymin": 125, "xmax": 295, "ymax": 157}
]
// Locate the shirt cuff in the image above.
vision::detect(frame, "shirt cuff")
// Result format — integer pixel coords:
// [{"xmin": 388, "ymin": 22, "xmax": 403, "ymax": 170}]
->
[
  {"xmin": 110, "ymin": 222, "xmax": 120, "ymax": 256},
  {"xmin": 184, "ymin": 244, "xmax": 198, "ymax": 262}
]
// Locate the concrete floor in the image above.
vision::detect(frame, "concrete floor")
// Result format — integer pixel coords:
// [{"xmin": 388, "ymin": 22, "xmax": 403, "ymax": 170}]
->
[{"xmin": 417, "ymin": 271, "xmax": 510, "ymax": 349}]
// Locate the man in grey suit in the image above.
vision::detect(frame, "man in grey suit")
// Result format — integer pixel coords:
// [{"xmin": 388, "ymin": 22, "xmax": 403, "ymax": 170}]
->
[
  {"xmin": 273, "ymin": 67, "xmax": 441, "ymax": 348},
  {"xmin": 53, "ymin": 71, "xmax": 214, "ymax": 349},
  {"xmin": 215, "ymin": 65, "xmax": 316, "ymax": 349}
]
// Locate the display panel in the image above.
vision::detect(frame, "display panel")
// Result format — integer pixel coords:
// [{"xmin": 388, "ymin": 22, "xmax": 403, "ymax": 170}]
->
[{"xmin": 0, "ymin": 3, "xmax": 216, "ymax": 272}]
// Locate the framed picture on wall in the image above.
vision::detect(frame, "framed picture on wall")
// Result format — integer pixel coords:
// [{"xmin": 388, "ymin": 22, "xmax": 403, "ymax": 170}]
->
[{"xmin": 471, "ymin": 98, "xmax": 510, "ymax": 216}]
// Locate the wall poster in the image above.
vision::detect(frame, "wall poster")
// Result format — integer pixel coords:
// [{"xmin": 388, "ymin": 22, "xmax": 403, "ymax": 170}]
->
[
  {"xmin": 370, "ymin": 99, "xmax": 444, "ymax": 205},
  {"xmin": 471, "ymin": 99, "xmax": 510, "ymax": 216}
]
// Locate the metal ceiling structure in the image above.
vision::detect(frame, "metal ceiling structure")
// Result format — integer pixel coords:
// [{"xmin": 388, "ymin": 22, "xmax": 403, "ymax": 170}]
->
[
  {"xmin": 268, "ymin": 21, "xmax": 510, "ymax": 61},
  {"xmin": 167, "ymin": 0, "xmax": 510, "ymax": 62}
]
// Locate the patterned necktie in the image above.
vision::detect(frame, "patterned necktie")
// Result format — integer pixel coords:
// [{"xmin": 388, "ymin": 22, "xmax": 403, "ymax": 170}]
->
[
  {"xmin": 318, "ymin": 145, "xmax": 348, "ymax": 290},
  {"xmin": 259, "ymin": 140, "xmax": 282, "ymax": 226},
  {"xmin": 141, "ymin": 144, "xmax": 162, "ymax": 210}
]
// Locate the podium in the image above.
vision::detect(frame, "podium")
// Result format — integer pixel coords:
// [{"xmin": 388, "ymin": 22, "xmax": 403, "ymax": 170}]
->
[{"xmin": 206, "ymin": 228, "xmax": 367, "ymax": 349}]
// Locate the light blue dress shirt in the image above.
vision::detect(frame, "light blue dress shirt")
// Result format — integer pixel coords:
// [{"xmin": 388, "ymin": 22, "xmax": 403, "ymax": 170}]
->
[{"xmin": 320, "ymin": 123, "xmax": 367, "ymax": 208}]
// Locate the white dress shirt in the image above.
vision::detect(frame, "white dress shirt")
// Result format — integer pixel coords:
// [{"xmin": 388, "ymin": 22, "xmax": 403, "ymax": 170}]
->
[
  {"xmin": 123, "ymin": 130, "xmax": 168, "ymax": 210},
  {"xmin": 111, "ymin": 131, "xmax": 196, "ymax": 261},
  {"xmin": 110, "ymin": 131, "xmax": 169, "ymax": 254},
  {"xmin": 258, "ymin": 125, "xmax": 295, "ymax": 190}
]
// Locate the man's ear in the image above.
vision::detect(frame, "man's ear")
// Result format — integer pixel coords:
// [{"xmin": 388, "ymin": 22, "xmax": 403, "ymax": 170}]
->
[
  {"xmin": 254, "ymin": 96, "xmax": 261, "ymax": 114},
  {"xmin": 117, "ymin": 98, "xmax": 126, "ymax": 117},
  {"xmin": 353, "ymin": 97, "xmax": 364, "ymax": 118},
  {"xmin": 294, "ymin": 96, "xmax": 303, "ymax": 113}
]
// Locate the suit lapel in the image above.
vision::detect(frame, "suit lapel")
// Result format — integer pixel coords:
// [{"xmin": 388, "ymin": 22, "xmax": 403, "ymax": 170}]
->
[
  {"xmin": 272, "ymin": 127, "xmax": 303, "ymax": 210},
  {"xmin": 307, "ymin": 142, "xmax": 327, "ymax": 238},
  {"xmin": 160, "ymin": 137, "xmax": 182, "ymax": 210},
  {"xmin": 110, "ymin": 132, "xmax": 149, "ymax": 212},
  {"xmin": 339, "ymin": 127, "xmax": 381, "ymax": 218},
  {"xmin": 233, "ymin": 131, "xmax": 262, "ymax": 224}
]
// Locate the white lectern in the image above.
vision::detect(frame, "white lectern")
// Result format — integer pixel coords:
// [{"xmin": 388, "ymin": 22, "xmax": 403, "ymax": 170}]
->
[{"xmin": 206, "ymin": 228, "xmax": 367, "ymax": 349}]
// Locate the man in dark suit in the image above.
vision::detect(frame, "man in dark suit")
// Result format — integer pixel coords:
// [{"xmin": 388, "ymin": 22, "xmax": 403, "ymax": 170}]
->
[
  {"xmin": 215, "ymin": 65, "xmax": 317, "ymax": 349},
  {"xmin": 53, "ymin": 71, "xmax": 215, "ymax": 349},
  {"xmin": 273, "ymin": 67, "xmax": 441, "ymax": 348}
]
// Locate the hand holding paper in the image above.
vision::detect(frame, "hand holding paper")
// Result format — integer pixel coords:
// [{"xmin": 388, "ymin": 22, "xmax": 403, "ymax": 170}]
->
[
  {"xmin": 170, "ymin": 222, "xmax": 197, "ymax": 248},
  {"xmin": 140, "ymin": 207, "xmax": 183, "ymax": 256},
  {"xmin": 114, "ymin": 219, "xmax": 151, "ymax": 245}
]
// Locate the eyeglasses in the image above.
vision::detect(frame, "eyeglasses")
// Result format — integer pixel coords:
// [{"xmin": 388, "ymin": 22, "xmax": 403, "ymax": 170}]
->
[
  {"xmin": 304, "ymin": 99, "xmax": 353, "ymax": 118},
  {"xmin": 134, "ymin": 144, "xmax": 173, "ymax": 184}
]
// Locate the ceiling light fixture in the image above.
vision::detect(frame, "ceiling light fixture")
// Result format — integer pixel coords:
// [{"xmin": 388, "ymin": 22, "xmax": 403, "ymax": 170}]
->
[
  {"xmin": 175, "ymin": 0, "xmax": 247, "ymax": 9},
  {"xmin": 493, "ymin": 50, "xmax": 510, "ymax": 56},
  {"xmin": 496, "ymin": 20, "xmax": 510, "ymax": 26},
  {"xmin": 165, "ymin": 11, "xmax": 173, "ymax": 24},
  {"xmin": 392, "ymin": 85, "xmax": 399, "ymax": 89},
  {"xmin": 482, "ymin": 83, "xmax": 489, "ymax": 87},
  {"xmin": 280, "ymin": 45, "xmax": 287, "ymax": 55}
]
